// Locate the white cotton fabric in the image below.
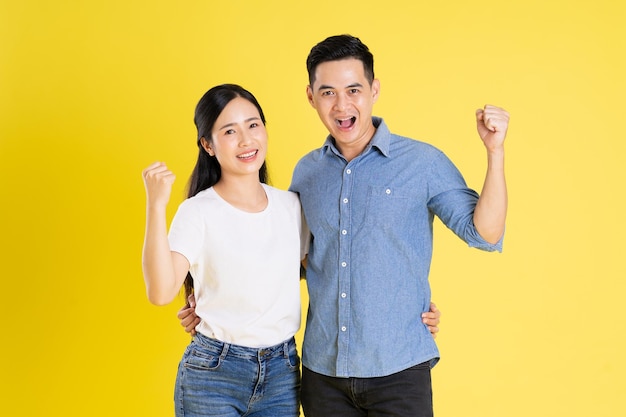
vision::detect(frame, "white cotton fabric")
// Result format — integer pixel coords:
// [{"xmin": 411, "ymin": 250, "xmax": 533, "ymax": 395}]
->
[{"xmin": 168, "ymin": 184, "xmax": 307, "ymax": 348}]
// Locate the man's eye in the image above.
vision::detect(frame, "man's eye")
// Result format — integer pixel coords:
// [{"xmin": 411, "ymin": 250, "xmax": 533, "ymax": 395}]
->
[
  {"xmin": 321, "ymin": 91, "xmax": 334, "ymax": 96},
  {"xmin": 349, "ymin": 88, "xmax": 359, "ymax": 94}
]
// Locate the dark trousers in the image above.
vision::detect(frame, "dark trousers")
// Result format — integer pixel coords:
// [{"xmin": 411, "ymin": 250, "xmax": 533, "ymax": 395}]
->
[{"xmin": 301, "ymin": 362, "xmax": 433, "ymax": 417}]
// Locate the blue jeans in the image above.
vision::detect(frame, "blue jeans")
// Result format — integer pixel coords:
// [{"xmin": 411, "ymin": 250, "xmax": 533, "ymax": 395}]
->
[
  {"xmin": 301, "ymin": 362, "xmax": 433, "ymax": 417},
  {"xmin": 175, "ymin": 333, "xmax": 301, "ymax": 417}
]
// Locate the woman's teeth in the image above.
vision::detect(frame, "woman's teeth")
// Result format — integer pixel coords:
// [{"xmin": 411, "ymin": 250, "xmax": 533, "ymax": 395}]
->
[{"xmin": 238, "ymin": 150, "xmax": 257, "ymax": 159}]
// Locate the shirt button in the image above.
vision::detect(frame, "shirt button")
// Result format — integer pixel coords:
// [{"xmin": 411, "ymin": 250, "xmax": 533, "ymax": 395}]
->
[
  {"xmin": 341, "ymin": 293, "xmax": 347, "ymax": 298},
  {"xmin": 341, "ymin": 326, "xmax": 347, "ymax": 332},
  {"xmin": 386, "ymin": 188, "xmax": 391, "ymax": 194},
  {"xmin": 346, "ymin": 169, "xmax": 352, "ymax": 175},
  {"xmin": 341, "ymin": 262, "xmax": 347, "ymax": 267},
  {"xmin": 343, "ymin": 198, "xmax": 348, "ymax": 204},
  {"xmin": 341, "ymin": 229, "xmax": 347, "ymax": 235}
]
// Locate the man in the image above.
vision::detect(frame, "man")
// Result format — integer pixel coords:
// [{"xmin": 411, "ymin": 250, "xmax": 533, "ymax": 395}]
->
[
  {"xmin": 179, "ymin": 33, "xmax": 506, "ymax": 416},
  {"xmin": 289, "ymin": 34, "xmax": 508, "ymax": 417}
]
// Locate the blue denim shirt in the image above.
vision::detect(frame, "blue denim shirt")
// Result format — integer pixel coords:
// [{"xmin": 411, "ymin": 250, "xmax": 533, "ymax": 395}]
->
[{"xmin": 290, "ymin": 117, "xmax": 503, "ymax": 378}]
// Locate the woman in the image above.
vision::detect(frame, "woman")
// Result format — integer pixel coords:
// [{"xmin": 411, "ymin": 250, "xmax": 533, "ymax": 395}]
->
[{"xmin": 142, "ymin": 84, "xmax": 306, "ymax": 416}]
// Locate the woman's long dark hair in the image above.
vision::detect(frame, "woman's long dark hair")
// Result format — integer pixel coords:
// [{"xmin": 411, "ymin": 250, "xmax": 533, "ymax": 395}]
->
[{"xmin": 183, "ymin": 84, "xmax": 269, "ymax": 301}]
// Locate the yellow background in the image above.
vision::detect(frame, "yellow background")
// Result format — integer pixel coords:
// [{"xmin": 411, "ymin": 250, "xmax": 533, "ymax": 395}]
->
[{"xmin": 1, "ymin": 1, "xmax": 624, "ymax": 416}]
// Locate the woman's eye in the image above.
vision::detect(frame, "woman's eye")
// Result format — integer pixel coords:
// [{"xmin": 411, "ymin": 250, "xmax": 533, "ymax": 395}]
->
[
  {"xmin": 250, "ymin": 122, "xmax": 259, "ymax": 128},
  {"xmin": 225, "ymin": 129, "xmax": 235, "ymax": 135}
]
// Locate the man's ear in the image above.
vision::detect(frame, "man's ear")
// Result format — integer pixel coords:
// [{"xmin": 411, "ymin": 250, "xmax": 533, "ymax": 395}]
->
[
  {"xmin": 306, "ymin": 85, "xmax": 315, "ymax": 108},
  {"xmin": 371, "ymin": 78, "xmax": 380, "ymax": 103}
]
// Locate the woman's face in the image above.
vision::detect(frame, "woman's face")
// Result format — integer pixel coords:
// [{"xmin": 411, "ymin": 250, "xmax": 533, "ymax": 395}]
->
[{"xmin": 204, "ymin": 97, "xmax": 268, "ymax": 179}]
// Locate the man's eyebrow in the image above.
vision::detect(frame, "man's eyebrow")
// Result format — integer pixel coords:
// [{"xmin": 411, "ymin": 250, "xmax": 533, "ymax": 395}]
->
[
  {"xmin": 317, "ymin": 84, "xmax": 334, "ymax": 91},
  {"xmin": 317, "ymin": 83, "xmax": 363, "ymax": 92}
]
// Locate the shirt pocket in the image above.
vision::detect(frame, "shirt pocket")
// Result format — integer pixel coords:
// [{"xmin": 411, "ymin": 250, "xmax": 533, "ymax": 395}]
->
[{"xmin": 358, "ymin": 186, "xmax": 413, "ymax": 231}]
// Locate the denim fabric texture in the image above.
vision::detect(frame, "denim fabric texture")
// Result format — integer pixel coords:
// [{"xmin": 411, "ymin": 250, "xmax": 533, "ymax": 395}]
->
[
  {"xmin": 174, "ymin": 333, "xmax": 301, "ymax": 417},
  {"xmin": 291, "ymin": 117, "xmax": 503, "ymax": 378}
]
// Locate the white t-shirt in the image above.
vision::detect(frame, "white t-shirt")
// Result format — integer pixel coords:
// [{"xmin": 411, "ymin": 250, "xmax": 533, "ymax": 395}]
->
[{"xmin": 168, "ymin": 184, "xmax": 307, "ymax": 348}]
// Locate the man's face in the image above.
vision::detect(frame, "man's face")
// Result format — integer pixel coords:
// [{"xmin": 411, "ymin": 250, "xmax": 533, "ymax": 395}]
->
[{"xmin": 307, "ymin": 58, "xmax": 380, "ymax": 159}]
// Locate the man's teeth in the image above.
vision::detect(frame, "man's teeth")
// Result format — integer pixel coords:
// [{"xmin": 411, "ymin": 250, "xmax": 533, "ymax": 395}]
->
[{"xmin": 337, "ymin": 117, "xmax": 355, "ymax": 127}]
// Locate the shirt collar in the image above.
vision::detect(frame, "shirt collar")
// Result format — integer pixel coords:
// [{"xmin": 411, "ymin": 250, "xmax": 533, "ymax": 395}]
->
[{"xmin": 321, "ymin": 117, "xmax": 391, "ymax": 159}]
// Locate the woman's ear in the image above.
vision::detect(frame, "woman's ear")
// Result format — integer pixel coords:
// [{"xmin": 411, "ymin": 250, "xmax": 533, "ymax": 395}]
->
[{"xmin": 200, "ymin": 137, "xmax": 214, "ymax": 156}]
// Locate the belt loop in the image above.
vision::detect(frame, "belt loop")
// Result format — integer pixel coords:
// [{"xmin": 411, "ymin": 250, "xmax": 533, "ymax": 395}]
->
[
  {"xmin": 283, "ymin": 340, "xmax": 290, "ymax": 358},
  {"xmin": 220, "ymin": 342, "xmax": 230, "ymax": 361}
]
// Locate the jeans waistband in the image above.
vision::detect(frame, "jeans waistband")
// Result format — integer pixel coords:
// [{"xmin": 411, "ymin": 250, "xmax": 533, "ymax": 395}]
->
[{"xmin": 192, "ymin": 332, "xmax": 296, "ymax": 360}]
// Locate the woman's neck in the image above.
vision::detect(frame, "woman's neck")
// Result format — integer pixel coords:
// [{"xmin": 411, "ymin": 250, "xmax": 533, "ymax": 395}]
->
[{"xmin": 213, "ymin": 175, "xmax": 267, "ymax": 213}]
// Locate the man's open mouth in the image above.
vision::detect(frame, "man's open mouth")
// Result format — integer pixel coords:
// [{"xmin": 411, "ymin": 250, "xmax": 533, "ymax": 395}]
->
[{"xmin": 336, "ymin": 117, "xmax": 356, "ymax": 129}]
